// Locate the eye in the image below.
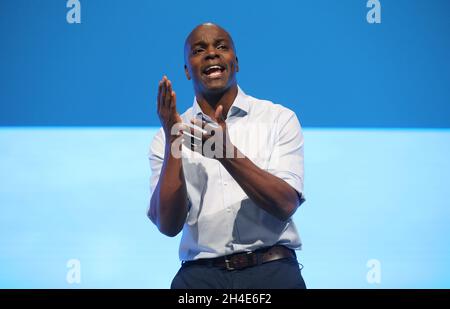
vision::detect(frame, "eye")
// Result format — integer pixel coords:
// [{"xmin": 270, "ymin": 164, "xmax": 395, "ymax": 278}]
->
[
  {"xmin": 217, "ymin": 44, "xmax": 228, "ymax": 50},
  {"xmin": 192, "ymin": 48, "xmax": 204, "ymax": 55}
]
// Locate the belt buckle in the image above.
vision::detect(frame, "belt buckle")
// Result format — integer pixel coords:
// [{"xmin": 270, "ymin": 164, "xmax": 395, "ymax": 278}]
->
[
  {"xmin": 224, "ymin": 258, "xmax": 235, "ymax": 271},
  {"xmin": 225, "ymin": 251, "xmax": 254, "ymax": 271}
]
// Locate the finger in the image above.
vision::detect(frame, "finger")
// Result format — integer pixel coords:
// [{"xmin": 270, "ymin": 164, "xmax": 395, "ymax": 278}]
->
[
  {"xmin": 214, "ymin": 105, "xmax": 225, "ymax": 125},
  {"xmin": 157, "ymin": 80, "xmax": 163, "ymax": 113},
  {"xmin": 171, "ymin": 91, "xmax": 181, "ymax": 123},
  {"xmin": 161, "ymin": 79, "xmax": 167, "ymax": 108},
  {"xmin": 187, "ymin": 125, "xmax": 205, "ymax": 138},
  {"xmin": 190, "ymin": 118, "xmax": 206, "ymax": 129},
  {"xmin": 164, "ymin": 80, "xmax": 172, "ymax": 107},
  {"xmin": 181, "ymin": 123, "xmax": 204, "ymax": 143},
  {"xmin": 181, "ymin": 128, "xmax": 202, "ymax": 152},
  {"xmin": 189, "ymin": 118, "xmax": 208, "ymax": 136},
  {"xmin": 170, "ymin": 90, "xmax": 177, "ymax": 111}
]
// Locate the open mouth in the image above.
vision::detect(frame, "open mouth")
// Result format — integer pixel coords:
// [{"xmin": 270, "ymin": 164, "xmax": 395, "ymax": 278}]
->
[{"xmin": 202, "ymin": 65, "xmax": 226, "ymax": 79}]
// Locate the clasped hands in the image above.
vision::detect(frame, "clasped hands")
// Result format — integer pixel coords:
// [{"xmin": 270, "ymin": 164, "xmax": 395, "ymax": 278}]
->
[{"xmin": 157, "ymin": 76, "xmax": 241, "ymax": 160}]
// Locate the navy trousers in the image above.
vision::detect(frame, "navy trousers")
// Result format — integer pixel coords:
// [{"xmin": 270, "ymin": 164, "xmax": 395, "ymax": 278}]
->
[{"xmin": 171, "ymin": 257, "xmax": 306, "ymax": 289}]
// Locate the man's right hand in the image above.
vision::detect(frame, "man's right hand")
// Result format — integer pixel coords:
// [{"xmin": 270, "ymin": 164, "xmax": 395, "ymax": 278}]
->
[{"xmin": 157, "ymin": 76, "xmax": 182, "ymax": 143}]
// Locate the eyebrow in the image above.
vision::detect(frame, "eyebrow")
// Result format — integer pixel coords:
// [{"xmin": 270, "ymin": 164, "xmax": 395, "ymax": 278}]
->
[{"xmin": 190, "ymin": 37, "xmax": 229, "ymax": 48}]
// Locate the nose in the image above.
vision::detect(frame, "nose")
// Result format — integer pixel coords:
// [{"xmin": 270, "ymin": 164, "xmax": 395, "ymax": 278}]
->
[{"xmin": 204, "ymin": 46, "xmax": 219, "ymax": 60}]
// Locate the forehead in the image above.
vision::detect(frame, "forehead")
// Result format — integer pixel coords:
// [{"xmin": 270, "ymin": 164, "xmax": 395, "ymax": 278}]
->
[{"xmin": 187, "ymin": 25, "xmax": 232, "ymax": 46}]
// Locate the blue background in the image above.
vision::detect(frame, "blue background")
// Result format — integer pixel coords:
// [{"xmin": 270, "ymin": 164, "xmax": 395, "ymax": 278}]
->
[
  {"xmin": 1, "ymin": 0, "xmax": 450, "ymax": 127},
  {"xmin": 1, "ymin": 0, "xmax": 450, "ymax": 288}
]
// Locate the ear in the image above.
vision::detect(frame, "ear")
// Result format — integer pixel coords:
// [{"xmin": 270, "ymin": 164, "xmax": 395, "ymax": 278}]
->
[
  {"xmin": 184, "ymin": 65, "xmax": 191, "ymax": 80},
  {"xmin": 235, "ymin": 57, "xmax": 239, "ymax": 72}
]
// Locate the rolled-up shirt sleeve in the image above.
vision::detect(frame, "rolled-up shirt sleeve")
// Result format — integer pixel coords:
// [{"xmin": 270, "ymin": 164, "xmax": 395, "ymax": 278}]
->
[
  {"xmin": 267, "ymin": 110, "xmax": 305, "ymax": 205},
  {"xmin": 148, "ymin": 128, "xmax": 192, "ymax": 212},
  {"xmin": 148, "ymin": 128, "xmax": 165, "ymax": 198}
]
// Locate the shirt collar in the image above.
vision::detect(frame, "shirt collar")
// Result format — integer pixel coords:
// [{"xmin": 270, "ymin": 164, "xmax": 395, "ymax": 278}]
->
[{"xmin": 191, "ymin": 85, "xmax": 250, "ymax": 120}]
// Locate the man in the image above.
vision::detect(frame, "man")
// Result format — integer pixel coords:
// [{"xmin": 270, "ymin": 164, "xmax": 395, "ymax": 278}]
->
[{"xmin": 148, "ymin": 23, "xmax": 306, "ymax": 289}]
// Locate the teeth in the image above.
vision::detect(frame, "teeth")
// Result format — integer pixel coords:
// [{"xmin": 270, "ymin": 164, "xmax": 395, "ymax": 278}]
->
[{"xmin": 205, "ymin": 65, "xmax": 222, "ymax": 73}]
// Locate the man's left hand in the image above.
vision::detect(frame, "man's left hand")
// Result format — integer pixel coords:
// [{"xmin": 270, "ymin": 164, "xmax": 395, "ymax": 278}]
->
[{"xmin": 182, "ymin": 105, "xmax": 238, "ymax": 160}]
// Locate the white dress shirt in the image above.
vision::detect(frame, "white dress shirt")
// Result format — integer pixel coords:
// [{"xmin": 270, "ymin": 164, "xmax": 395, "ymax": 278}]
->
[{"xmin": 149, "ymin": 86, "xmax": 305, "ymax": 261}]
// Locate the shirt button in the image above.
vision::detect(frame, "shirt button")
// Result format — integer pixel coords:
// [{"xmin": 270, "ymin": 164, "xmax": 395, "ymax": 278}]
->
[
  {"xmin": 224, "ymin": 182, "xmax": 228, "ymax": 186},
  {"xmin": 226, "ymin": 208, "xmax": 231, "ymax": 213}
]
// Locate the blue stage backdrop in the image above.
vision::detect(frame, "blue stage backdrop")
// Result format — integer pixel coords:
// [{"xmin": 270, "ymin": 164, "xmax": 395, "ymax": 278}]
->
[
  {"xmin": 0, "ymin": 0, "xmax": 449, "ymax": 288},
  {"xmin": 1, "ymin": 0, "xmax": 450, "ymax": 127}
]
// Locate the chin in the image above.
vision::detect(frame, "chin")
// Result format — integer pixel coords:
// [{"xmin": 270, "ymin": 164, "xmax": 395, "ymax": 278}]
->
[
  {"xmin": 207, "ymin": 83, "xmax": 228, "ymax": 92},
  {"xmin": 202, "ymin": 80, "xmax": 229, "ymax": 93}
]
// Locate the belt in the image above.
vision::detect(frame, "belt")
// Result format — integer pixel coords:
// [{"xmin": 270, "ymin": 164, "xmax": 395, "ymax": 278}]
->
[{"xmin": 182, "ymin": 245, "xmax": 296, "ymax": 271}]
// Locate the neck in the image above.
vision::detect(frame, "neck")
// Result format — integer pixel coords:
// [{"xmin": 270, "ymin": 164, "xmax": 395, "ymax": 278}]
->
[{"xmin": 195, "ymin": 84, "xmax": 238, "ymax": 120}]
